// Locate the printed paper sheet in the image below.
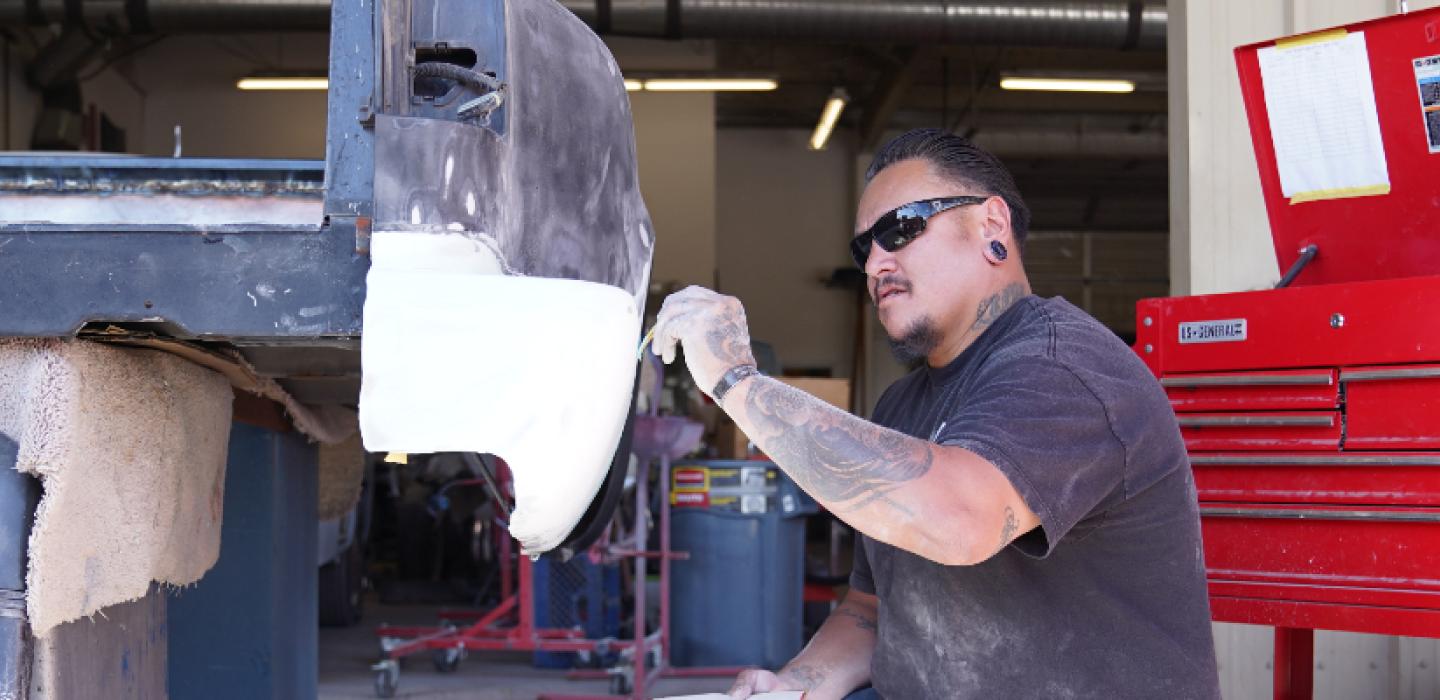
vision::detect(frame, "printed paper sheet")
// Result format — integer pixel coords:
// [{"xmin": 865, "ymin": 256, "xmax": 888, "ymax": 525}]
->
[{"xmin": 1257, "ymin": 31, "xmax": 1390, "ymax": 203}]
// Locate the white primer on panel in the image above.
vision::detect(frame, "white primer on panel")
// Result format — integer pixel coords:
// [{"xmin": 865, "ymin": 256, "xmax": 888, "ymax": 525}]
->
[{"xmin": 360, "ymin": 229, "xmax": 639, "ymax": 553}]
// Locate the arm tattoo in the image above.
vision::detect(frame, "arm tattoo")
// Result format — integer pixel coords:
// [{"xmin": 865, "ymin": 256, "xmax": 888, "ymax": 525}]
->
[
  {"xmin": 970, "ymin": 282, "xmax": 1026, "ymax": 335},
  {"xmin": 705, "ymin": 304, "xmax": 755, "ymax": 368},
  {"xmin": 741, "ymin": 379, "xmax": 933, "ymax": 513},
  {"xmin": 833, "ymin": 605, "xmax": 878, "ymax": 632},
  {"xmin": 997, "ymin": 505, "xmax": 1018, "ymax": 553},
  {"xmin": 780, "ymin": 663, "xmax": 826, "ymax": 690}
]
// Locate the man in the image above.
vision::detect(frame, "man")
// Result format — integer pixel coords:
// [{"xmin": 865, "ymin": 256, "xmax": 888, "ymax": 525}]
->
[{"xmin": 650, "ymin": 129, "xmax": 1219, "ymax": 699}]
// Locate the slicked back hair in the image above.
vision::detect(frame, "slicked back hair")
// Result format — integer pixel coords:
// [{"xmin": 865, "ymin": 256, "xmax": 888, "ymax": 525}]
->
[{"xmin": 865, "ymin": 128, "xmax": 1031, "ymax": 254}]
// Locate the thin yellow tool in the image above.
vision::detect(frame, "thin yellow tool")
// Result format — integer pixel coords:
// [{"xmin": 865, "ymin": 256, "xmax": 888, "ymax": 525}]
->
[{"xmin": 636, "ymin": 326, "xmax": 657, "ymax": 360}]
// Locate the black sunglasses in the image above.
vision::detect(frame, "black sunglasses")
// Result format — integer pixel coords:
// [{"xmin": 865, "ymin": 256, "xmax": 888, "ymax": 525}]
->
[{"xmin": 850, "ymin": 195, "xmax": 990, "ymax": 268}]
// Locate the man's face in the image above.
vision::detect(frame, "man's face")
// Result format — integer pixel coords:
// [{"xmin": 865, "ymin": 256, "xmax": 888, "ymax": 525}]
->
[{"xmin": 854, "ymin": 159, "xmax": 993, "ymax": 362}]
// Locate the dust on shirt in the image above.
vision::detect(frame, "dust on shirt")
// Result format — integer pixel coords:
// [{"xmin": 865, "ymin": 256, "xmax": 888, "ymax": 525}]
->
[{"xmin": 850, "ymin": 295, "xmax": 1220, "ymax": 699}]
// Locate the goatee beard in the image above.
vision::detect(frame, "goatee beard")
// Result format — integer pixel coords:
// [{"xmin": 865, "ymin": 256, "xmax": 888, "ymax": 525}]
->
[{"xmin": 887, "ymin": 316, "xmax": 941, "ymax": 366}]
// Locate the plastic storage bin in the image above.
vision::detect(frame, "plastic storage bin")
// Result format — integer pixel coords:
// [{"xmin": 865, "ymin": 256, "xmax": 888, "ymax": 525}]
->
[{"xmin": 669, "ymin": 460, "xmax": 816, "ymax": 669}]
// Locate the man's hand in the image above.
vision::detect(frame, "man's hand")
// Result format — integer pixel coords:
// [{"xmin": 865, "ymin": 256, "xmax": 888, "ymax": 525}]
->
[
  {"xmin": 727, "ymin": 666, "xmax": 817, "ymax": 699},
  {"xmin": 652, "ymin": 286, "xmax": 758, "ymax": 398},
  {"xmin": 724, "ymin": 592, "xmax": 875, "ymax": 700}
]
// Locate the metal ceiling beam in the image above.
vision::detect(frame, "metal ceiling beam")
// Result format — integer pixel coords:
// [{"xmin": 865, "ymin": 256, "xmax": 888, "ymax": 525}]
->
[
  {"xmin": 971, "ymin": 127, "xmax": 1168, "ymax": 158},
  {"xmin": 0, "ymin": 0, "xmax": 330, "ymax": 32},
  {"xmin": 1082, "ymin": 193, "xmax": 1102, "ymax": 226},
  {"xmin": 937, "ymin": 45, "xmax": 1167, "ymax": 70},
  {"xmin": 1008, "ymin": 163, "xmax": 1169, "ymax": 197},
  {"xmin": 911, "ymin": 88, "xmax": 1169, "ymax": 114},
  {"xmin": 1017, "ymin": 218, "xmax": 1168, "ymax": 233},
  {"xmin": 566, "ymin": 0, "xmax": 1167, "ymax": 50},
  {"xmin": 1, "ymin": 0, "xmax": 1167, "ymax": 48},
  {"xmin": 1012, "ymin": 177, "xmax": 1168, "ymax": 199},
  {"xmin": 859, "ymin": 48, "xmax": 924, "ymax": 152}
]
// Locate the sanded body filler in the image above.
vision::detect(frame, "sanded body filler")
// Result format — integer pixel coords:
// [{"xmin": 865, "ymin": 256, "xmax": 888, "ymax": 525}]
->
[{"xmin": 360, "ymin": 229, "xmax": 640, "ymax": 553}]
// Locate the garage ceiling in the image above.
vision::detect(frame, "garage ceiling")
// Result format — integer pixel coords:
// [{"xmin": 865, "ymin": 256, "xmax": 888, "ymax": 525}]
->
[{"xmin": 712, "ymin": 41, "xmax": 1168, "ymax": 233}]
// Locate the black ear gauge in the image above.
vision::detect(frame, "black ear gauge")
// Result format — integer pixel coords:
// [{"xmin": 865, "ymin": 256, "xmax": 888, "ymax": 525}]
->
[{"xmin": 989, "ymin": 240, "xmax": 1009, "ymax": 262}]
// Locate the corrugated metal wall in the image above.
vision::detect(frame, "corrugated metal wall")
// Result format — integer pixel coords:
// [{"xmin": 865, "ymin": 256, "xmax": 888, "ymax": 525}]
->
[
  {"xmin": 1025, "ymin": 230, "xmax": 1169, "ymax": 338},
  {"xmin": 1214, "ymin": 624, "xmax": 1440, "ymax": 699}
]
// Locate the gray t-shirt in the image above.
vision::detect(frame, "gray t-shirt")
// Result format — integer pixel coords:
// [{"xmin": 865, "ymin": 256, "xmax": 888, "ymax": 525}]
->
[{"xmin": 851, "ymin": 295, "xmax": 1219, "ymax": 699}]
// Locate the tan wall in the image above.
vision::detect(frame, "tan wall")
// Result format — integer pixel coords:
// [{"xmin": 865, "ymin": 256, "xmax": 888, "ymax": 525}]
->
[
  {"xmin": 609, "ymin": 38, "xmax": 718, "ymax": 291},
  {"xmin": 716, "ymin": 128, "xmax": 856, "ymax": 377},
  {"xmin": 85, "ymin": 35, "xmax": 330, "ymax": 158},
  {"xmin": 1170, "ymin": 1, "xmax": 1440, "ymax": 697},
  {"xmin": 629, "ymin": 89, "xmax": 716, "ymax": 289},
  {"xmin": 2, "ymin": 35, "xmax": 327, "ymax": 156}
]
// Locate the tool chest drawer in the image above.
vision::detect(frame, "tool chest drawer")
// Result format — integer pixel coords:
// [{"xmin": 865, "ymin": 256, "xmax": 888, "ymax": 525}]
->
[
  {"xmin": 1342, "ymin": 365, "xmax": 1440, "ymax": 450},
  {"xmin": 1199, "ymin": 504, "xmax": 1440, "ymax": 608},
  {"xmin": 1179, "ymin": 412, "xmax": 1341, "ymax": 452},
  {"xmin": 1190, "ymin": 453, "xmax": 1440, "ymax": 506},
  {"xmin": 1162, "ymin": 369, "xmax": 1338, "ymax": 413}
]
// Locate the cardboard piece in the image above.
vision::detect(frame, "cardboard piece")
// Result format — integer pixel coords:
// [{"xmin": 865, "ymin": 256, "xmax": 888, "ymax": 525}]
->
[{"xmin": 778, "ymin": 377, "xmax": 852, "ymax": 412}]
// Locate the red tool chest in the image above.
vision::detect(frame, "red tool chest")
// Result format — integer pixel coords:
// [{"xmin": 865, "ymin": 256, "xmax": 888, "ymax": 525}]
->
[{"xmin": 1136, "ymin": 7, "xmax": 1440, "ymax": 698}]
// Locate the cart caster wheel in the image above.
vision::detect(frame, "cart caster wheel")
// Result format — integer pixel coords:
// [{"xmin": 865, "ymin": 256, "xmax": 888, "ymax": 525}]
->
[
  {"xmin": 432, "ymin": 646, "xmax": 462, "ymax": 673},
  {"xmin": 372, "ymin": 660, "xmax": 400, "ymax": 698},
  {"xmin": 377, "ymin": 639, "xmax": 407, "ymax": 669}
]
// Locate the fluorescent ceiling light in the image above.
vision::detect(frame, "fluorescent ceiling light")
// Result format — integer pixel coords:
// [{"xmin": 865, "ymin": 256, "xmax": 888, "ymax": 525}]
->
[
  {"xmin": 623, "ymin": 79, "xmax": 644, "ymax": 91},
  {"xmin": 641, "ymin": 78, "xmax": 778, "ymax": 92},
  {"xmin": 999, "ymin": 77, "xmax": 1134, "ymax": 93},
  {"xmin": 237, "ymin": 76, "xmax": 329, "ymax": 91},
  {"xmin": 809, "ymin": 89, "xmax": 849, "ymax": 151}
]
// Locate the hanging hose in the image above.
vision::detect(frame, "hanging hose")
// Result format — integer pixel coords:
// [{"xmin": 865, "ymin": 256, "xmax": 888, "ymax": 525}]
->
[
  {"xmin": 414, "ymin": 62, "xmax": 506, "ymax": 121},
  {"xmin": 413, "ymin": 62, "xmax": 502, "ymax": 93}
]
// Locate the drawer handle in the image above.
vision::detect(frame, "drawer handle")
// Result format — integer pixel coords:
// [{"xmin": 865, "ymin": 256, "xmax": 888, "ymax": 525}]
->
[
  {"xmin": 1191, "ymin": 454, "xmax": 1440, "ymax": 467},
  {"xmin": 1340, "ymin": 367, "xmax": 1440, "ymax": 382},
  {"xmin": 1177, "ymin": 415, "xmax": 1335, "ymax": 427},
  {"xmin": 1201, "ymin": 506, "xmax": 1440, "ymax": 523},
  {"xmin": 1162, "ymin": 373, "xmax": 1334, "ymax": 388}
]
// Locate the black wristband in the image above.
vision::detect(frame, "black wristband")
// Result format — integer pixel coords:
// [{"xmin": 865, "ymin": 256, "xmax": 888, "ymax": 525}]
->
[{"xmin": 712, "ymin": 364, "xmax": 760, "ymax": 405}]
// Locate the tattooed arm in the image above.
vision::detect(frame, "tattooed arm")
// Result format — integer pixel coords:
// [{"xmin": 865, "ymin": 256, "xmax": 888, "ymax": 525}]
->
[
  {"xmin": 725, "ymin": 375, "xmax": 1038, "ymax": 564},
  {"xmin": 652, "ymin": 286, "xmax": 1040, "ymax": 566},
  {"xmin": 728, "ymin": 590, "xmax": 880, "ymax": 700}
]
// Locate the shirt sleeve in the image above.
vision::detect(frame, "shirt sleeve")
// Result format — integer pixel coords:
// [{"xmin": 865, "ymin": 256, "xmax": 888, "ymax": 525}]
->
[
  {"xmin": 848, "ymin": 533, "xmax": 875, "ymax": 594},
  {"xmin": 936, "ymin": 354, "xmax": 1126, "ymax": 558}
]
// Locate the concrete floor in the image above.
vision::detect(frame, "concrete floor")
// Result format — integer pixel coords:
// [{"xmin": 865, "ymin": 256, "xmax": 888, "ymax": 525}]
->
[{"xmin": 319, "ymin": 601, "xmax": 732, "ymax": 699}]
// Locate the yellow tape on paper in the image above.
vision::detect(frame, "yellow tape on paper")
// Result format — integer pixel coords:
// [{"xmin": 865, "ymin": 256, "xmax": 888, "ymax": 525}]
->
[
  {"xmin": 1275, "ymin": 28, "xmax": 1348, "ymax": 50},
  {"xmin": 1289, "ymin": 184, "xmax": 1390, "ymax": 204}
]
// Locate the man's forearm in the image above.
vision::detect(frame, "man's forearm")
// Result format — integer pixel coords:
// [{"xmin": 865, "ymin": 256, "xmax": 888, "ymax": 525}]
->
[
  {"xmin": 721, "ymin": 375, "xmax": 964, "ymax": 559},
  {"xmin": 727, "ymin": 377, "xmax": 932, "ymax": 511},
  {"xmin": 776, "ymin": 592, "xmax": 877, "ymax": 700}
]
